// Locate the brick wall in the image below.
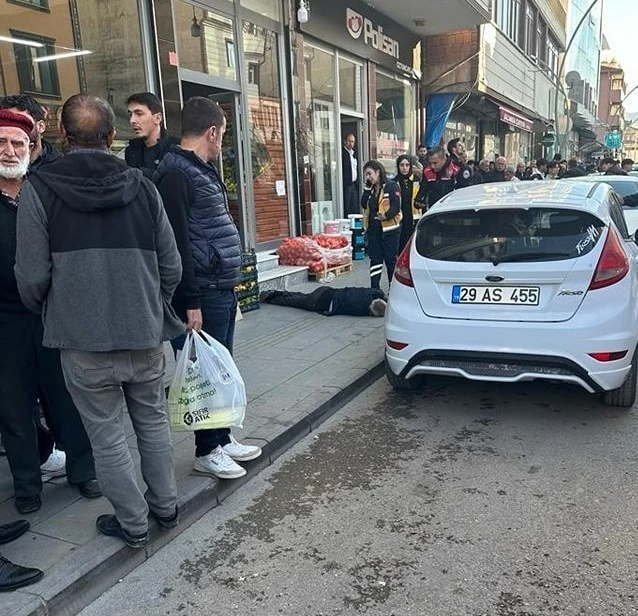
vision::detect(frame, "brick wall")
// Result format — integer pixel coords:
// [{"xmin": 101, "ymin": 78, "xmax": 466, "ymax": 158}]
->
[{"xmin": 424, "ymin": 29, "xmax": 479, "ymax": 95}]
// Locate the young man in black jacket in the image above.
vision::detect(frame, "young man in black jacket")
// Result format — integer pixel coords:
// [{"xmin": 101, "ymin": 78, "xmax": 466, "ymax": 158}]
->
[
  {"xmin": 122, "ymin": 92, "xmax": 178, "ymax": 179},
  {"xmin": 155, "ymin": 97, "xmax": 262, "ymax": 481}
]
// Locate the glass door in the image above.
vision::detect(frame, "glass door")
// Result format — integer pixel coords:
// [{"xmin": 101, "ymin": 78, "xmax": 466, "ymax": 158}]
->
[{"xmin": 181, "ymin": 80, "xmax": 250, "ymax": 248}]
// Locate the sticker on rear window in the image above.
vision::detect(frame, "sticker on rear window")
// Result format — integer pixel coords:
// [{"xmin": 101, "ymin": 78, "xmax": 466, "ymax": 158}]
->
[{"xmin": 575, "ymin": 225, "xmax": 600, "ymax": 254}]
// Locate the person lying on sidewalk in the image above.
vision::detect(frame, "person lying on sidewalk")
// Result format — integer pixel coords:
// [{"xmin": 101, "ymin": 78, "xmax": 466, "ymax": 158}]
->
[{"xmin": 260, "ymin": 287, "xmax": 387, "ymax": 317}]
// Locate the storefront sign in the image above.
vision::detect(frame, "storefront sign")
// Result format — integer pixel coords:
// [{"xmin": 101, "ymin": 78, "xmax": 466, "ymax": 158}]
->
[
  {"xmin": 499, "ymin": 106, "xmax": 534, "ymax": 133},
  {"xmin": 299, "ymin": 0, "xmax": 418, "ymax": 77}
]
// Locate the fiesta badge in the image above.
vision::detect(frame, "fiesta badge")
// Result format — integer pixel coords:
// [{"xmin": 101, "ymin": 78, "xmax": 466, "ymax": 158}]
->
[{"xmin": 346, "ymin": 8, "xmax": 363, "ymax": 39}]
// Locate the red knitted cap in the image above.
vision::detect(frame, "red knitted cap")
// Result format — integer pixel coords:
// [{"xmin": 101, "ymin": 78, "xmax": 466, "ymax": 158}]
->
[{"xmin": 0, "ymin": 109, "xmax": 35, "ymax": 139}]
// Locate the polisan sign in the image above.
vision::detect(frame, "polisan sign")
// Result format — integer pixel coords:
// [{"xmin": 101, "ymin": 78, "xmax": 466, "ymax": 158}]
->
[
  {"xmin": 345, "ymin": 7, "xmax": 399, "ymax": 60},
  {"xmin": 297, "ymin": 0, "xmax": 417, "ymax": 76}
]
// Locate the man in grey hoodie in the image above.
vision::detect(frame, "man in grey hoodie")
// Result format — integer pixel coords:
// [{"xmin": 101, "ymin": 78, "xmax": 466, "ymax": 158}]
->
[{"xmin": 15, "ymin": 94, "xmax": 185, "ymax": 549}]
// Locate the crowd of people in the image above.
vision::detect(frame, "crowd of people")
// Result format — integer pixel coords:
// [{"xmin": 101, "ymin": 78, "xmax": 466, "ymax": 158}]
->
[
  {"xmin": 0, "ymin": 91, "xmax": 262, "ymax": 590},
  {"xmin": 348, "ymin": 138, "xmax": 638, "ymax": 289},
  {"xmin": 2, "ymin": 88, "xmax": 637, "ymax": 592}
]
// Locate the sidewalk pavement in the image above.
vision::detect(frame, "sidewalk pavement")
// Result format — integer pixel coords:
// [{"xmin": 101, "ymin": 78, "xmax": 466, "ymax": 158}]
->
[{"xmin": 1, "ymin": 261, "xmax": 387, "ymax": 616}]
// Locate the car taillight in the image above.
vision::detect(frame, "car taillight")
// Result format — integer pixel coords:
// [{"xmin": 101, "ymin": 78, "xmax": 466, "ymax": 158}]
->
[
  {"xmin": 588, "ymin": 351, "xmax": 628, "ymax": 362},
  {"xmin": 394, "ymin": 237, "xmax": 414, "ymax": 287},
  {"xmin": 589, "ymin": 227, "xmax": 629, "ymax": 290},
  {"xmin": 387, "ymin": 340, "xmax": 408, "ymax": 350}
]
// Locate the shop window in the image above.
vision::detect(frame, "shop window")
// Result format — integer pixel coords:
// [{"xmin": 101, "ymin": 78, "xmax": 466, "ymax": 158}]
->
[
  {"xmin": 226, "ymin": 39, "xmax": 236, "ymax": 68},
  {"xmin": 338, "ymin": 56, "xmax": 362, "ymax": 113},
  {"xmin": 524, "ymin": 4, "xmax": 536, "ymax": 57},
  {"xmin": 375, "ymin": 70, "xmax": 415, "ymax": 173},
  {"xmin": 241, "ymin": 0, "xmax": 279, "ymax": 21},
  {"xmin": 547, "ymin": 36, "xmax": 559, "ymax": 78},
  {"xmin": 495, "ymin": 0, "xmax": 521, "ymax": 44},
  {"xmin": 174, "ymin": 1, "xmax": 237, "ymax": 81},
  {"xmin": 304, "ymin": 45, "xmax": 336, "ymax": 210},
  {"xmin": 1, "ymin": 2, "xmax": 148, "ymax": 146},
  {"xmin": 247, "ymin": 62, "xmax": 260, "ymax": 85},
  {"xmin": 11, "ymin": 31, "xmax": 60, "ymax": 97},
  {"xmin": 242, "ymin": 22, "xmax": 290, "ymax": 243}
]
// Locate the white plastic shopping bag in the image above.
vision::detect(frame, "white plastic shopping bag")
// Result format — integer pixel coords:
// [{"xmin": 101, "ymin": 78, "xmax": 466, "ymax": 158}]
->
[{"xmin": 168, "ymin": 330, "xmax": 246, "ymax": 431}]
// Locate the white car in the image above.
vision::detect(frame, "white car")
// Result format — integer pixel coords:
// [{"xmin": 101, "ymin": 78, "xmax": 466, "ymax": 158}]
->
[
  {"xmin": 567, "ymin": 174, "xmax": 638, "ymax": 234},
  {"xmin": 385, "ymin": 181, "xmax": 638, "ymax": 407}
]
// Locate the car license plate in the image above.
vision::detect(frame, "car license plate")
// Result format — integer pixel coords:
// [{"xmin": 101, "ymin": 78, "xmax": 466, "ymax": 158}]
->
[{"xmin": 451, "ymin": 285, "xmax": 540, "ymax": 305}]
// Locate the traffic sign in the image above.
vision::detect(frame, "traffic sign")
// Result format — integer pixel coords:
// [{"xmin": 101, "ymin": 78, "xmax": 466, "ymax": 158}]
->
[
  {"xmin": 604, "ymin": 130, "xmax": 623, "ymax": 149},
  {"xmin": 541, "ymin": 133, "xmax": 555, "ymax": 147}
]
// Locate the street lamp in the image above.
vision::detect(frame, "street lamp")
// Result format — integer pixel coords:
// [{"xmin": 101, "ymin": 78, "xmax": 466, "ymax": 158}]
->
[{"xmin": 553, "ymin": 0, "xmax": 601, "ymax": 156}]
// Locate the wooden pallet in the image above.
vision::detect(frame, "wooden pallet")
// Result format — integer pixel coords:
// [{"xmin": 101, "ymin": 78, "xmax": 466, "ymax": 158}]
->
[{"xmin": 308, "ymin": 262, "xmax": 353, "ymax": 280}]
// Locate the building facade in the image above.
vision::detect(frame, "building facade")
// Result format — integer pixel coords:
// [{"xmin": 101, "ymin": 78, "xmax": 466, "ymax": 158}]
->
[
  {"xmin": 562, "ymin": 0, "xmax": 603, "ymax": 159},
  {"xmin": 423, "ymin": 0, "xmax": 568, "ymax": 166},
  {"xmin": 0, "ymin": 0, "xmax": 492, "ymax": 249},
  {"xmin": 597, "ymin": 45, "xmax": 627, "ymax": 157}
]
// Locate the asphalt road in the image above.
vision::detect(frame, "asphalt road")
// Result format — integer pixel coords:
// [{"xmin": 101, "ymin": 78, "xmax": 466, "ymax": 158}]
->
[{"xmin": 78, "ymin": 376, "xmax": 638, "ymax": 616}]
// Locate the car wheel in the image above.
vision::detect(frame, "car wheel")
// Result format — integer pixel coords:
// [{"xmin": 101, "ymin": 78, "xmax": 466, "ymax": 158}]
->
[
  {"xmin": 384, "ymin": 357, "xmax": 419, "ymax": 391},
  {"xmin": 603, "ymin": 353, "xmax": 637, "ymax": 408}
]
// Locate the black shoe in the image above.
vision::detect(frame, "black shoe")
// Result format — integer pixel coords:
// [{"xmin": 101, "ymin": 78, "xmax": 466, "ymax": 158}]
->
[
  {"xmin": 0, "ymin": 555, "xmax": 43, "ymax": 592},
  {"xmin": 76, "ymin": 479, "xmax": 102, "ymax": 499},
  {"xmin": 149, "ymin": 506, "xmax": 179, "ymax": 530},
  {"xmin": 0, "ymin": 520, "xmax": 30, "ymax": 545},
  {"xmin": 15, "ymin": 496, "xmax": 41, "ymax": 515},
  {"xmin": 96, "ymin": 515, "xmax": 148, "ymax": 549}
]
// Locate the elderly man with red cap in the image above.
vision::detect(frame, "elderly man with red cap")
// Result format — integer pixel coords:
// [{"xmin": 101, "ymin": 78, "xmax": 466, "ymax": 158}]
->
[
  {"xmin": 0, "ymin": 109, "xmax": 99, "ymax": 519},
  {"xmin": 0, "ymin": 110, "xmax": 46, "ymax": 591}
]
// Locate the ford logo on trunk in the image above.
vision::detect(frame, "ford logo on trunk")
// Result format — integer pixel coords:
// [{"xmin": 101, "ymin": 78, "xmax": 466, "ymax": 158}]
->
[{"xmin": 485, "ymin": 275, "xmax": 504, "ymax": 282}]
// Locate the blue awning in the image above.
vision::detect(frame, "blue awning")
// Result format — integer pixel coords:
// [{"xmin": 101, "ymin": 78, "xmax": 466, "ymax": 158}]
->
[{"xmin": 425, "ymin": 93, "xmax": 457, "ymax": 148}]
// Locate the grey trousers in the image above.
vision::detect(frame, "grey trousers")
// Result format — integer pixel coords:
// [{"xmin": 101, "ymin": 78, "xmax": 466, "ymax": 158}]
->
[{"xmin": 60, "ymin": 346, "xmax": 177, "ymax": 535}]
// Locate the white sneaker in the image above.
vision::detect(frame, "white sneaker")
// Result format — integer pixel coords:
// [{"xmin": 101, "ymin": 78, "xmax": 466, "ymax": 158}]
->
[
  {"xmin": 222, "ymin": 435, "xmax": 262, "ymax": 462},
  {"xmin": 193, "ymin": 446, "xmax": 246, "ymax": 479},
  {"xmin": 40, "ymin": 448, "xmax": 67, "ymax": 482}
]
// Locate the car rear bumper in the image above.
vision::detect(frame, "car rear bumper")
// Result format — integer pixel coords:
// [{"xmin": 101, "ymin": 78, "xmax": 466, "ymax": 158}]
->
[{"xmin": 385, "ymin": 285, "xmax": 637, "ymax": 393}]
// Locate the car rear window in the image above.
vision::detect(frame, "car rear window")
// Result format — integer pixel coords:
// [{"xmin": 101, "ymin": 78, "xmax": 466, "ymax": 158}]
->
[
  {"xmin": 600, "ymin": 180, "xmax": 638, "ymax": 197},
  {"xmin": 415, "ymin": 208, "xmax": 605, "ymax": 263}
]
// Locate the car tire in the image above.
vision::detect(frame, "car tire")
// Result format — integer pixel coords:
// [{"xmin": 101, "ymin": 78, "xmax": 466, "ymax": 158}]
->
[
  {"xmin": 384, "ymin": 357, "xmax": 419, "ymax": 391},
  {"xmin": 603, "ymin": 353, "xmax": 637, "ymax": 408}
]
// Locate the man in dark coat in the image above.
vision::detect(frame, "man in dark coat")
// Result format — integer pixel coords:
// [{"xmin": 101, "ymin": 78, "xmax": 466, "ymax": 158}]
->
[
  {"xmin": 482, "ymin": 156, "xmax": 508, "ymax": 183},
  {"xmin": 121, "ymin": 92, "xmax": 178, "ymax": 179},
  {"xmin": 15, "ymin": 95, "xmax": 183, "ymax": 548},
  {"xmin": 260, "ymin": 287, "xmax": 386, "ymax": 317},
  {"xmin": 155, "ymin": 97, "xmax": 262, "ymax": 481},
  {"xmin": 341, "ymin": 133, "xmax": 359, "ymax": 216},
  {"xmin": 562, "ymin": 158, "xmax": 586, "ymax": 178},
  {"xmin": 447, "ymin": 138, "xmax": 473, "ymax": 184},
  {"xmin": 0, "ymin": 109, "xmax": 98, "ymax": 515}
]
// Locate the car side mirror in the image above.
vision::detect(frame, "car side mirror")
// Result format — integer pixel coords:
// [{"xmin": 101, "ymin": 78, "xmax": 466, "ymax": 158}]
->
[{"xmin": 634, "ymin": 229, "xmax": 638, "ymax": 246}]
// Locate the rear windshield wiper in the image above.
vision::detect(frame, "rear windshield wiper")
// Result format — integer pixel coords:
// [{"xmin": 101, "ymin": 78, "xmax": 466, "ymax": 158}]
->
[{"xmin": 491, "ymin": 252, "xmax": 571, "ymax": 265}]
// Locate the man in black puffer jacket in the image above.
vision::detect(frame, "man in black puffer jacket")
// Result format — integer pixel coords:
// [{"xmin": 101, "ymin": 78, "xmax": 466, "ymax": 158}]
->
[{"xmin": 155, "ymin": 97, "xmax": 262, "ymax": 481}]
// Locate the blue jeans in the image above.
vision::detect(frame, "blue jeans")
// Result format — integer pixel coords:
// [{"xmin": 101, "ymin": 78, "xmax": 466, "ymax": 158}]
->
[{"xmin": 172, "ymin": 287, "xmax": 237, "ymax": 457}]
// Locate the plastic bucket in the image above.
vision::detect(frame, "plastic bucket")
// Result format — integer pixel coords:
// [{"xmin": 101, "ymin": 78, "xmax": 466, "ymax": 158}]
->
[
  {"xmin": 323, "ymin": 220, "xmax": 340, "ymax": 234},
  {"xmin": 341, "ymin": 230, "xmax": 352, "ymax": 245},
  {"xmin": 352, "ymin": 233, "xmax": 365, "ymax": 246},
  {"xmin": 348, "ymin": 214, "xmax": 363, "ymax": 230},
  {"xmin": 338, "ymin": 218, "xmax": 351, "ymax": 234}
]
